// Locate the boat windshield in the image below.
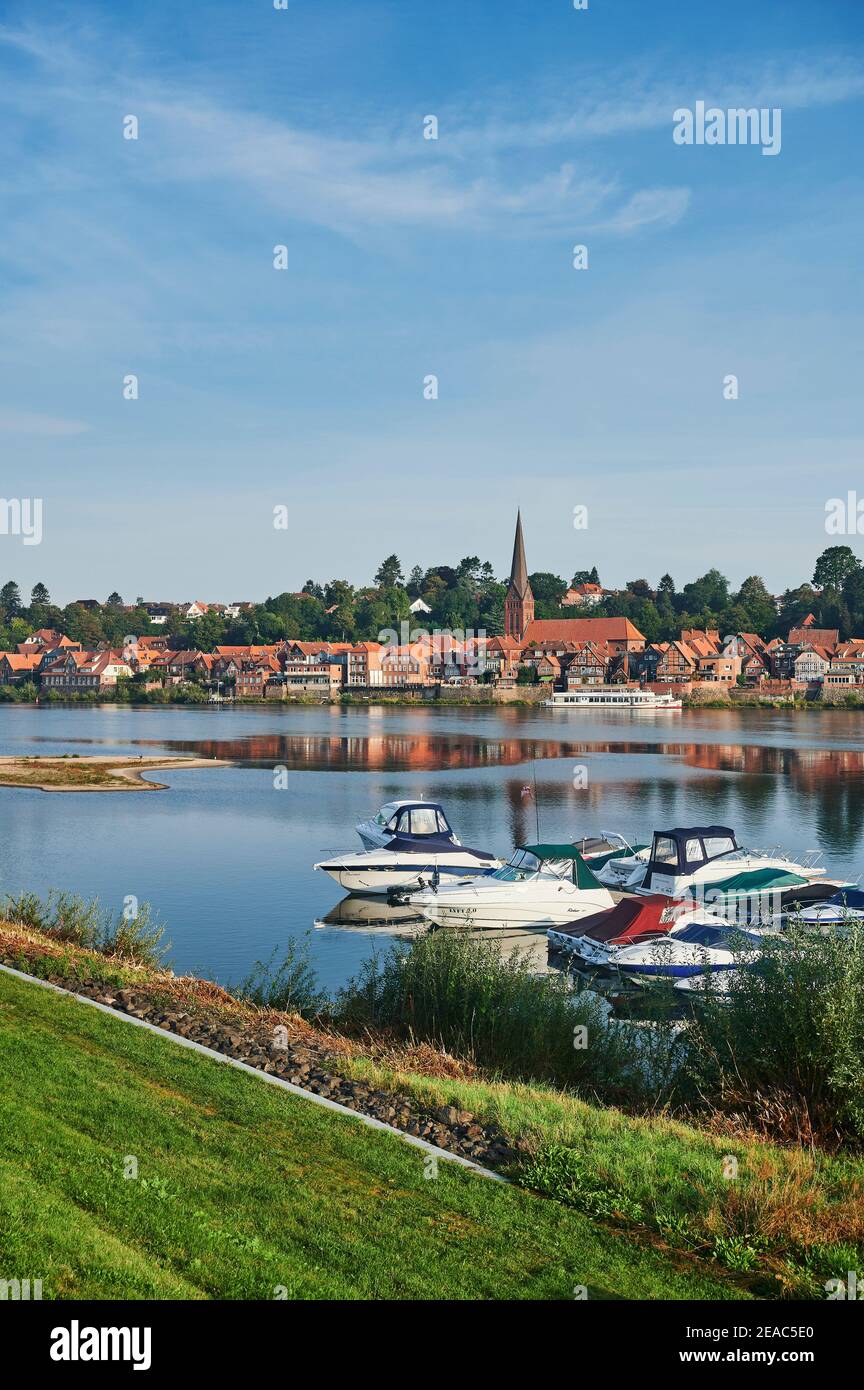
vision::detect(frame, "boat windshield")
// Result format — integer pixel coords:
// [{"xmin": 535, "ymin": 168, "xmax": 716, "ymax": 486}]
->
[
  {"xmin": 492, "ymin": 850, "xmax": 575, "ymax": 882},
  {"xmin": 703, "ymin": 837, "xmax": 739, "ymax": 860},
  {"xmin": 492, "ymin": 849, "xmax": 543, "ymax": 882},
  {"xmin": 409, "ymin": 807, "xmax": 442, "ymax": 836}
]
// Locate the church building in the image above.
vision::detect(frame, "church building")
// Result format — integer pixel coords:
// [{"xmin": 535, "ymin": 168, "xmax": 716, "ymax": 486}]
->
[{"xmin": 501, "ymin": 512, "xmax": 645, "ymax": 654}]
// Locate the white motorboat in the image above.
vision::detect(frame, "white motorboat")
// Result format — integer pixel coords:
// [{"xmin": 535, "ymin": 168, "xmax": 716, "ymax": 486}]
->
[
  {"xmin": 588, "ymin": 835, "xmax": 651, "ymax": 884},
  {"xmin": 314, "ymin": 838, "xmax": 501, "ymax": 895},
  {"xmin": 612, "ymin": 917, "xmax": 771, "ymax": 987},
  {"xmin": 548, "ymin": 894, "xmax": 728, "ymax": 968},
  {"xmin": 355, "ymin": 800, "xmax": 458, "ymax": 851},
  {"xmin": 600, "ymin": 825, "xmax": 826, "ymax": 901},
  {"xmin": 780, "ymin": 887, "xmax": 864, "ymax": 930},
  {"xmin": 410, "ymin": 843, "xmax": 614, "ymax": 930}
]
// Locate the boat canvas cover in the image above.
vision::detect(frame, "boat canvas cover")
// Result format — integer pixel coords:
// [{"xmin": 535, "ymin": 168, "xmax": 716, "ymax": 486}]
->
[
  {"xmin": 551, "ymin": 895, "xmax": 680, "ymax": 943},
  {"xmin": 827, "ymin": 887, "xmax": 864, "ymax": 909},
  {"xmin": 704, "ymin": 868, "xmax": 807, "ymax": 898},
  {"xmin": 520, "ymin": 845, "xmax": 607, "ymax": 889},
  {"xmin": 781, "ymin": 881, "xmax": 855, "ymax": 907},
  {"xmin": 645, "ymin": 826, "xmax": 738, "ymax": 878},
  {"xmin": 383, "ymin": 833, "xmax": 496, "ymax": 859}
]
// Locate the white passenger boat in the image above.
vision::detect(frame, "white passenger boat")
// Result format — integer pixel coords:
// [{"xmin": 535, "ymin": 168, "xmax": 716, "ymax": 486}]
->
[
  {"xmin": 410, "ymin": 844, "xmax": 614, "ymax": 930},
  {"xmin": 355, "ymin": 800, "xmax": 458, "ymax": 851},
  {"xmin": 544, "ymin": 688, "xmax": 682, "ymax": 710}
]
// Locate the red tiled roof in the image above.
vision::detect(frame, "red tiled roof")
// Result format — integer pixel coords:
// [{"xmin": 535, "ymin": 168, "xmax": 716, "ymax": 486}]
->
[{"xmin": 521, "ymin": 618, "xmax": 644, "ymax": 644}]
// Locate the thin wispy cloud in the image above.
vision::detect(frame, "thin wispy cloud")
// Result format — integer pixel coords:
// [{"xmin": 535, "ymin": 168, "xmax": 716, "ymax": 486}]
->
[
  {"xmin": 0, "ymin": 4, "xmax": 860, "ymax": 596},
  {"xmin": 0, "ymin": 22, "xmax": 690, "ymax": 239},
  {"xmin": 0, "ymin": 408, "xmax": 90, "ymax": 436}
]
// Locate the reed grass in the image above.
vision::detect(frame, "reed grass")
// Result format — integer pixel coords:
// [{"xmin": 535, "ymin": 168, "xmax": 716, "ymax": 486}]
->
[
  {"xmin": 1, "ymin": 890, "xmax": 168, "ymax": 968},
  {"xmin": 334, "ymin": 931, "xmax": 675, "ymax": 1103},
  {"xmin": 684, "ymin": 923, "xmax": 864, "ymax": 1145}
]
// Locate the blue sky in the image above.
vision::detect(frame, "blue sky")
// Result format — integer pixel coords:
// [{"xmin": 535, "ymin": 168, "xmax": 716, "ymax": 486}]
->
[{"xmin": 0, "ymin": 0, "xmax": 862, "ymax": 603}]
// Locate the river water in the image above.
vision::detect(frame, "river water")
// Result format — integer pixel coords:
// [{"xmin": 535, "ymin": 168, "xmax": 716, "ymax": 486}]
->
[{"xmin": 1, "ymin": 703, "xmax": 861, "ymax": 990}]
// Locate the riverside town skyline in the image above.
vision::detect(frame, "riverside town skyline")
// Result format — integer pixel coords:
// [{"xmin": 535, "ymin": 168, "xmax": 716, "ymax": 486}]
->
[{"xmin": 5, "ymin": 514, "xmax": 864, "ymax": 700}]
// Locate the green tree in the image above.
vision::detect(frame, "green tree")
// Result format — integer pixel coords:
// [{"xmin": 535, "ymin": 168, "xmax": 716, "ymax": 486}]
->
[
  {"xmin": 106, "ymin": 591, "xmax": 123, "ymax": 607},
  {"xmin": 0, "ymin": 581, "xmax": 22, "ymax": 619},
  {"xmin": 681, "ymin": 569, "xmax": 729, "ymax": 615},
  {"xmin": 777, "ymin": 585, "xmax": 820, "ymax": 634},
  {"xmin": 374, "ymin": 555, "xmax": 404, "ymax": 589},
  {"xmin": 30, "ymin": 582, "xmax": 50, "ymax": 607},
  {"xmin": 528, "ymin": 572, "xmax": 567, "ymax": 615},
  {"xmin": 406, "ymin": 566, "xmax": 424, "ymax": 598},
  {"xmin": 626, "ymin": 579, "xmax": 652, "ymax": 598},
  {"xmin": 813, "ymin": 546, "xmax": 860, "ymax": 592},
  {"xmin": 733, "ymin": 576, "xmax": 777, "ymax": 635},
  {"xmin": 842, "ymin": 568, "xmax": 864, "ymax": 634}
]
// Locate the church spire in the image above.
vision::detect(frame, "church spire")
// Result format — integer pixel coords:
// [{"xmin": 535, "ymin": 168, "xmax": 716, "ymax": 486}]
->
[
  {"xmin": 504, "ymin": 510, "xmax": 534, "ymax": 640},
  {"xmin": 509, "ymin": 509, "xmax": 529, "ymax": 597}
]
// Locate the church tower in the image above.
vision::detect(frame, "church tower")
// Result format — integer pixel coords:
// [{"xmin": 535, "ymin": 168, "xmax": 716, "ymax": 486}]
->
[{"xmin": 504, "ymin": 510, "xmax": 534, "ymax": 640}]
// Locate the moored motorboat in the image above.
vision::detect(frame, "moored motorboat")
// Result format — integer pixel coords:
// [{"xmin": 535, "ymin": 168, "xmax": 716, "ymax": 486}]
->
[
  {"xmin": 572, "ymin": 833, "xmax": 650, "ymax": 873},
  {"xmin": 355, "ymin": 800, "xmax": 458, "ymax": 850},
  {"xmin": 604, "ymin": 825, "xmax": 829, "ymax": 900},
  {"xmin": 314, "ymin": 838, "xmax": 501, "ymax": 895},
  {"xmin": 547, "ymin": 894, "xmax": 727, "ymax": 968},
  {"xmin": 611, "ymin": 918, "xmax": 770, "ymax": 987},
  {"xmin": 778, "ymin": 886, "xmax": 864, "ymax": 930},
  {"xmin": 410, "ymin": 843, "xmax": 614, "ymax": 930}
]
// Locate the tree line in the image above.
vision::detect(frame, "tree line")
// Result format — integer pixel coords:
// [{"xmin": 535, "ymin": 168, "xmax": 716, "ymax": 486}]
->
[{"xmin": 1, "ymin": 545, "xmax": 862, "ymax": 652}]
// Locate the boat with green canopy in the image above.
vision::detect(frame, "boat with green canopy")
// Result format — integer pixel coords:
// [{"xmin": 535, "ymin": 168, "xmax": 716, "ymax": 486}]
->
[{"xmin": 410, "ymin": 843, "xmax": 615, "ymax": 930}]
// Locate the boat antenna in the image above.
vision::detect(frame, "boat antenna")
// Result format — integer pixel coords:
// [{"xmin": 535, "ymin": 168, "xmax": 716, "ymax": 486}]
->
[{"xmin": 533, "ymin": 759, "xmax": 540, "ymax": 842}]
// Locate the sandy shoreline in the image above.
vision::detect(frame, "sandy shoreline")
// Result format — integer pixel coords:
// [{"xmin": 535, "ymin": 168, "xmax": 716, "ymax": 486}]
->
[{"xmin": 0, "ymin": 754, "xmax": 232, "ymax": 793}]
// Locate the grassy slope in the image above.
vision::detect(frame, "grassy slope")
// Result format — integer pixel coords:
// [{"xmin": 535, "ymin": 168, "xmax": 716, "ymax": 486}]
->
[
  {"xmin": 0, "ymin": 970, "xmax": 742, "ymax": 1301},
  {"xmin": 336, "ymin": 1057, "xmax": 863, "ymax": 1292}
]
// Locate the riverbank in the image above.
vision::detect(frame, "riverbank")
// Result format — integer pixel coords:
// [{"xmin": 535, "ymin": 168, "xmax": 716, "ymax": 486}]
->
[
  {"xmin": 1, "ymin": 911, "xmax": 860, "ymax": 1299},
  {"xmin": 0, "ymin": 754, "xmax": 230, "ymax": 792},
  {"xmin": 2, "ymin": 687, "xmax": 863, "ymax": 710}
]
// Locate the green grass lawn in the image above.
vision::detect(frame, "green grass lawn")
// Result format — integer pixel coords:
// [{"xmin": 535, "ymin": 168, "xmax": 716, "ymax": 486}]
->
[
  {"xmin": 0, "ymin": 970, "xmax": 744, "ymax": 1301},
  {"xmin": 336, "ymin": 1056, "xmax": 864, "ymax": 1295}
]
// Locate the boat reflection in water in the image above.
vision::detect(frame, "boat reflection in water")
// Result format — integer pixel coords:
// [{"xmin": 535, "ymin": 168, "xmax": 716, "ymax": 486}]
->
[
  {"xmin": 314, "ymin": 894, "xmax": 427, "ymax": 935},
  {"xmin": 314, "ymin": 895, "xmax": 556, "ymax": 971}
]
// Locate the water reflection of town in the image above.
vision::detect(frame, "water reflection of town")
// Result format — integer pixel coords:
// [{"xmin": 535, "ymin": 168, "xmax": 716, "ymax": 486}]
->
[
  {"xmin": 131, "ymin": 731, "xmax": 864, "ymax": 778},
  {"xmin": 127, "ymin": 730, "xmax": 864, "ymax": 859}
]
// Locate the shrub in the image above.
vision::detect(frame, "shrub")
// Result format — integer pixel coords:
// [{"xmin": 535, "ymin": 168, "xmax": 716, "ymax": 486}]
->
[
  {"xmin": 2, "ymin": 890, "xmax": 168, "ymax": 968},
  {"xmin": 335, "ymin": 931, "xmax": 663, "ymax": 1102},
  {"xmin": 683, "ymin": 923, "xmax": 864, "ymax": 1144},
  {"xmin": 102, "ymin": 901, "xmax": 168, "ymax": 967},
  {"xmin": 43, "ymin": 891, "xmax": 104, "ymax": 947},
  {"xmin": 2, "ymin": 891, "xmax": 48, "ymax": 931},
  {"xmin": 235, "ymin": 939, "xmax": 328, "ymax": 1018}
]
